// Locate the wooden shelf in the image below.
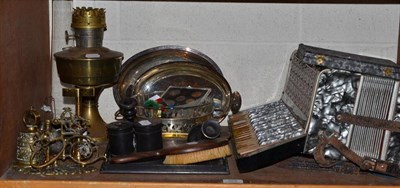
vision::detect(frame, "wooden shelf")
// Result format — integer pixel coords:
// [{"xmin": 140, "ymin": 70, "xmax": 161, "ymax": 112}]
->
[
  {"xmin": 2, "ymin": 129, "xmax": 400, "ymax": 188},
  {"xmin": 2, "ymin": 154, "xmax": 400, "ymax": 188},
  {"xmin": 0, "ymin": 1, "xmax": 399, "ymax": 187}
]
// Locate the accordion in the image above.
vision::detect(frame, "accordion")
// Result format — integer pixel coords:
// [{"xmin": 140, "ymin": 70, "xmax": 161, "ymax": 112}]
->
[{"xmin": 229, "ymin": 44, "xmax": 400, "ymax": 176}]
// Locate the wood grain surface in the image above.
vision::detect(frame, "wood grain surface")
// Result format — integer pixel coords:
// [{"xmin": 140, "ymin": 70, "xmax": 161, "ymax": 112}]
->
[{"xmin": 0, "ymin": 0, "xmax": 51, "ymax": 176}]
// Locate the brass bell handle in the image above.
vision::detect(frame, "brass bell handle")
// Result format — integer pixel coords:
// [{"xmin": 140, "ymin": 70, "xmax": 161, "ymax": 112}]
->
[{"xmin": 22, "ymin": 107, "xmax": 41, "ymax": 130}]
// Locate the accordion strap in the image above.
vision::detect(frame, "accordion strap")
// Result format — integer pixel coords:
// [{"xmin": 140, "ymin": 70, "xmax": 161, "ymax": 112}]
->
[
  {"xmin": 336, "ymin": 113, "xmax": 400, "ymax": 133},
  {"xmin": 314, "ymin": 131, "xmax": 400, "ymax": 177}
]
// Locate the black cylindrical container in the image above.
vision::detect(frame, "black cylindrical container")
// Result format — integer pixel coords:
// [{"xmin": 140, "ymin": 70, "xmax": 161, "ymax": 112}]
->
[
  {"xmin": 133, "ymin": 118, "xmax": 163, "ymax": 152},
  {"xmin": 107, "ymin": 121, "xmax": 135, "ymax": 156}
]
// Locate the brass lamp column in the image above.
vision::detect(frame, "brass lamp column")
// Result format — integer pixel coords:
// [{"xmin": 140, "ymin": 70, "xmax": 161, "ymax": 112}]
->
[{"xmin": 54, "ymin": 7, "xmax": 123, "ymax": 141}]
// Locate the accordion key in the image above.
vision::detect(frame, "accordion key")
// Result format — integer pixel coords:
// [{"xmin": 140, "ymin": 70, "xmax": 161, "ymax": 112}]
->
[{"xmin": 229, "ymin": 44, "xmax": 400, "ymax": 173}]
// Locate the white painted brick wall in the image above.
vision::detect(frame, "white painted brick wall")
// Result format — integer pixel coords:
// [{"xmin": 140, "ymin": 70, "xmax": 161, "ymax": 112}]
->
[{"xmin": 51, "ymin": 1, "xmax": 400, "ymax": 124}]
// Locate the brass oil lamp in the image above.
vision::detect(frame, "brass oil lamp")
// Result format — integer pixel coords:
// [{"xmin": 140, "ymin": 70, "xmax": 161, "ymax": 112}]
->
[{"xmin": 54, "ymin": 7, "xmax": 123, "ymax": 141}]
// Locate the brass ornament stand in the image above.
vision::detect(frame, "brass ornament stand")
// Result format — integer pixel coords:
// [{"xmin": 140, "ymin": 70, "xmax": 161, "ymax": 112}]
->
[
  {"xmin": 14, "ymin": 107, "xmax": 105, "ymax": 176},
  {"xmin": 54, "ymin": 7, "xmax": 123, "ymax": 141}
]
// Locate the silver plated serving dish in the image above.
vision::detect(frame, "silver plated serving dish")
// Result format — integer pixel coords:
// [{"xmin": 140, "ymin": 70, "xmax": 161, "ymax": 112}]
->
[{"xmin": 113, "ymin": 46, "xmax": 240, "ymax": 137}]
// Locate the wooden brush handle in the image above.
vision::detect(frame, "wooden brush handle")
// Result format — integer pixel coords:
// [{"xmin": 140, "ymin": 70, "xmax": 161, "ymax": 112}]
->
[{"xmin": 111, "ymin": 138, "xmax": 228, "ymax": 164}]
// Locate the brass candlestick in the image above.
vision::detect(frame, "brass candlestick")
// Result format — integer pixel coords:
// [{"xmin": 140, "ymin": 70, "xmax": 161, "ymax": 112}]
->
[{"xmin": 54, "ymin": 7, "xmax": 123, "ymax": 141}]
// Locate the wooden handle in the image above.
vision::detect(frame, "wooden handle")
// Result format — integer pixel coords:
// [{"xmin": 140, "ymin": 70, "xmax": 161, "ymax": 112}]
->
[{"xmin": 111, "ymin": 138, "xmax": 228, "ymax": 164}]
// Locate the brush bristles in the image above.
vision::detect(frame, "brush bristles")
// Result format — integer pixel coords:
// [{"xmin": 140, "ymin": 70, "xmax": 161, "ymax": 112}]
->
[{"xmin": 163, "ymin": 145, "xmax": 231, "ymax": 165}]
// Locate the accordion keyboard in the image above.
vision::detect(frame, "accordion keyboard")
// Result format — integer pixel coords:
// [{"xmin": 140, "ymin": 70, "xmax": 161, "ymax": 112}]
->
[{"xmin": 229, "ymin": 100, "xmax": 305, "ymax": 157}]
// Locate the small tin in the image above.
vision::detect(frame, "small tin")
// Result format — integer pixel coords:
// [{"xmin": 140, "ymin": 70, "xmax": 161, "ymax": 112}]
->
[
  {"xmin": 107, "ymin": 121, "xmax": 135, "ymax": 156},
  {"xmin": 133, "ymin": 118, "xmax": 163, "ymax": 152}
]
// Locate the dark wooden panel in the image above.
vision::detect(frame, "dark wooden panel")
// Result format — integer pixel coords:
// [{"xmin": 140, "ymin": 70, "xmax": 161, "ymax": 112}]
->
[{"xmin": 0, "ymin": 0, "xmax": 50, "ymax": 175}]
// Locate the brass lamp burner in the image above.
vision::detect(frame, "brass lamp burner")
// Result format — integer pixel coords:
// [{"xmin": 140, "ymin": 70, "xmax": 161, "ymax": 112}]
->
[
  {"xmin": 71, "ymin": 7, "xmax": 106, "ymax": 29},
  {"xmin": 54, "ymin": 7, "xmax": 123, "ymax": 141}
]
